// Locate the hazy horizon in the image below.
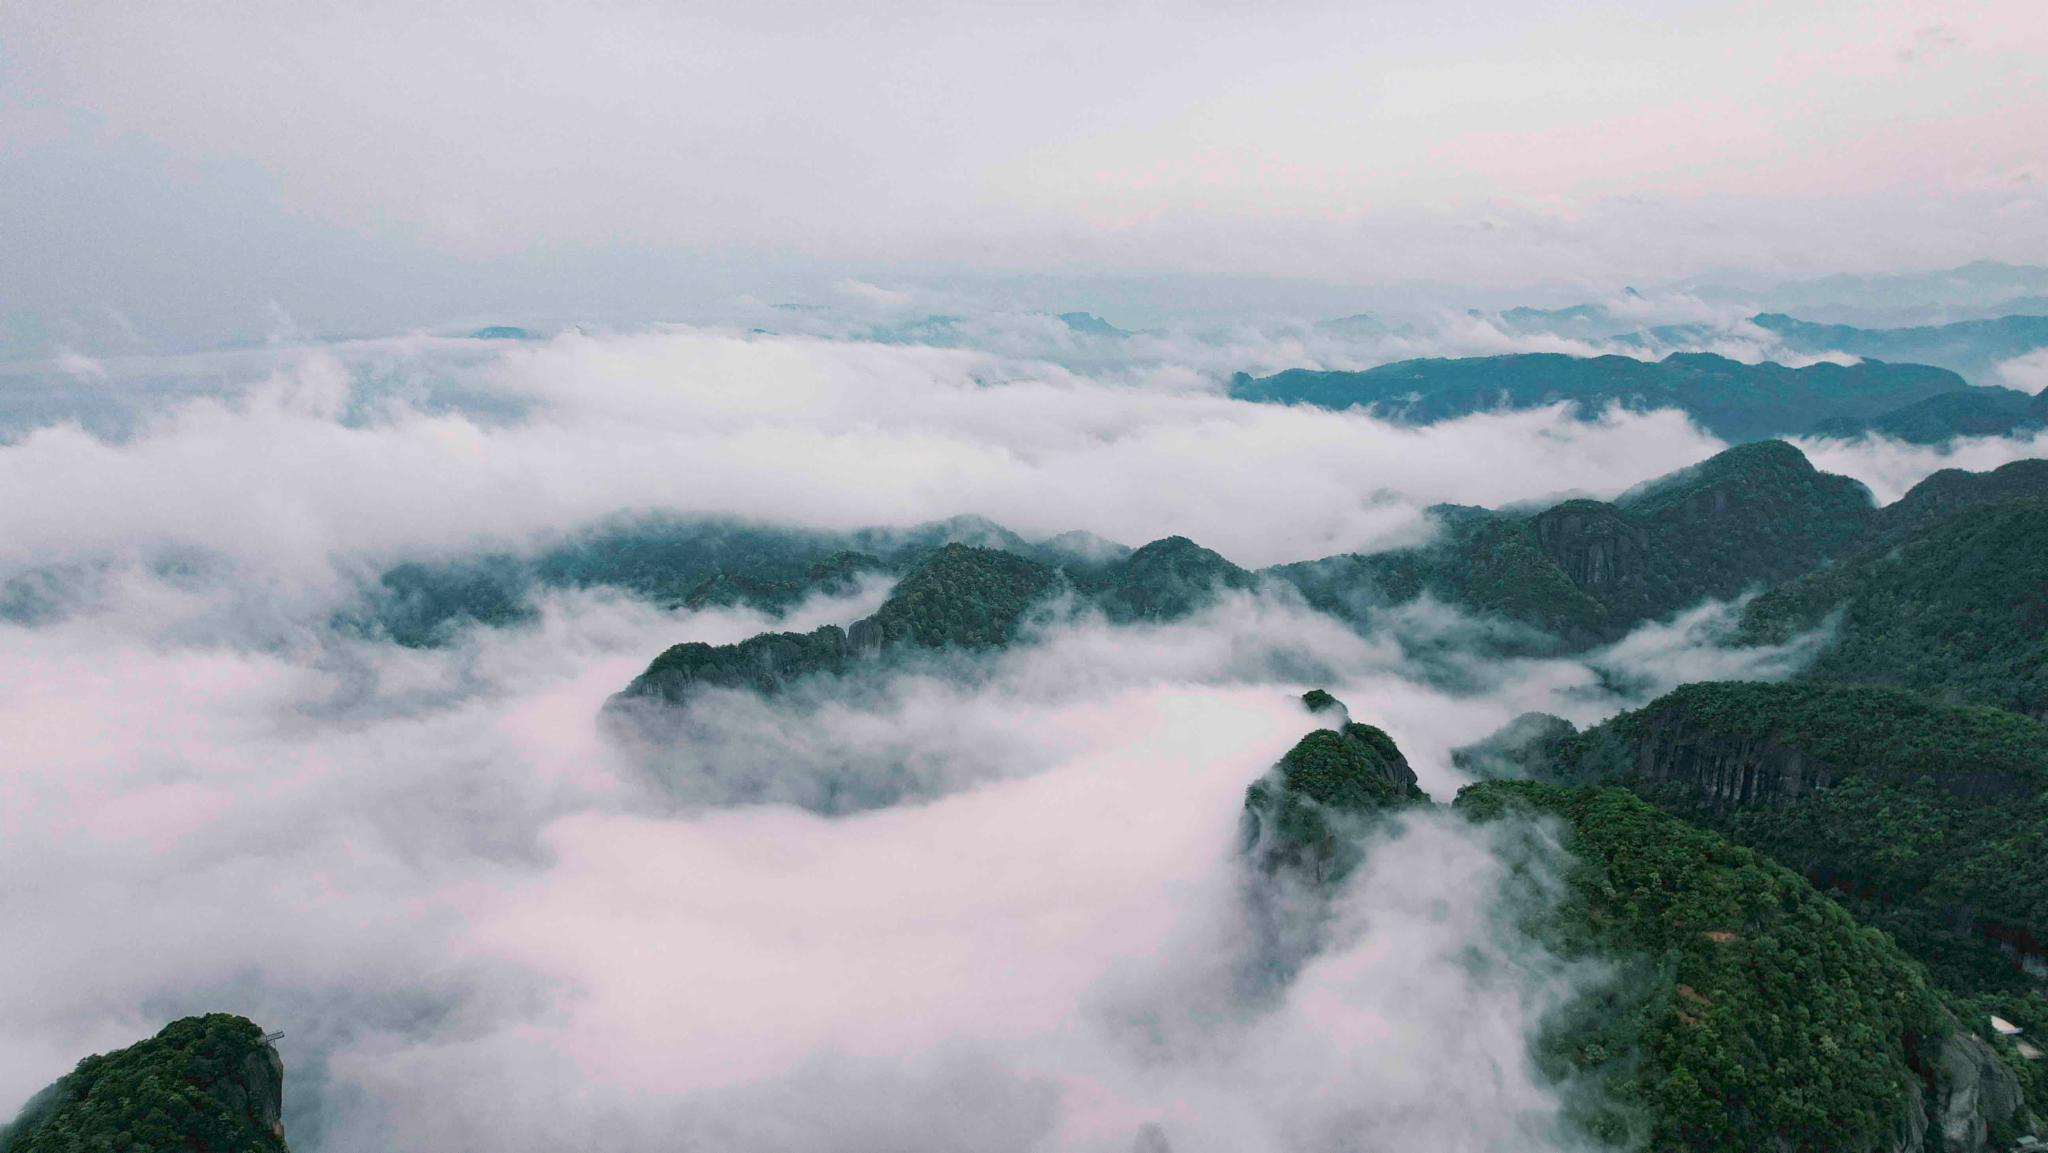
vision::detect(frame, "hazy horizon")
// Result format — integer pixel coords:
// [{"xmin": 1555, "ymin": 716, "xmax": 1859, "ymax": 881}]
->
[{"xmin": 6, "ymin": 0, "xmax": 2047, "ymax": 353}]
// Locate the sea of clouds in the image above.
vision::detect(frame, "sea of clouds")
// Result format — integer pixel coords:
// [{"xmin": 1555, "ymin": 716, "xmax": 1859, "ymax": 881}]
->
[{"xmin": 2, "ymin": 322, "xmax": 2040, "ymax": 1151}]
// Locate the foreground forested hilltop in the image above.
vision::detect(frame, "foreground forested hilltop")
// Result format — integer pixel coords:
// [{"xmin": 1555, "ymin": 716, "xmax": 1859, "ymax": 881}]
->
[
  {"xmin": 1243, "ymin": 694, "xmax": 2040, "ymax": 1152},
  {"xmin": 0, "ymin": 1016, "xmax": 289, "ymax": 1153},
  {"xmin": 1456, "ymin": 681, "xmax": 2048, "ymax": 1142}
]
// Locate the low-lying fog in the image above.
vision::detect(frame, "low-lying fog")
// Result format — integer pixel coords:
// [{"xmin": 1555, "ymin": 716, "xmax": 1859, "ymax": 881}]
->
[{"xmin": 2, "ymin": 325, "xmax": 2035, "ymax": 1151}]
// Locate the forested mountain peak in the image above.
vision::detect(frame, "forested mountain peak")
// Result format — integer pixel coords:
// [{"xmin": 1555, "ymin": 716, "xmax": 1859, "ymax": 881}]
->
[{"xmin": 1, "ymin": 1015, "xmax": 288, "ymax": 1153}]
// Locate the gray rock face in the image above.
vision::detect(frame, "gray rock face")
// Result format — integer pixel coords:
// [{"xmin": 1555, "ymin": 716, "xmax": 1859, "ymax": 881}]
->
[
  {"xmin": 245, "ymin": 1043, "xmax": 286, "ymax": 1142},
  {"xmin": 1936, "ymin": 1031, "xmax": 2026, "ymax": 1153},
  {"xmin": 1627, "ymin": 717, "xmax": 1837, "ymax": 812},
  {"xmin": 1531, "ymin": 500, "xmax": 1648, "ymax": 590}
]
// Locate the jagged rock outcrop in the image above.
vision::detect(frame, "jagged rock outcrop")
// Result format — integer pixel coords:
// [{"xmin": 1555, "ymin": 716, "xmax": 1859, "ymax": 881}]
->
[
  {"xmin": 0, "ymin": 1015, "xmax": 288, "ymax": 1153},
  {"xmin": 1240, "ymin": 692, "xmax": 1427, "ymax": 884}
]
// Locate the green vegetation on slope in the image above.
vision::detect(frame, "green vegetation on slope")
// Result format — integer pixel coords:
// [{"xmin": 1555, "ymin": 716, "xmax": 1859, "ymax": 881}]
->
[
  {"xmin": 1809, "ymin": 388, "xmax": 2041, "ymax": 443},
  {"xmin": 1272, "ymin": 440, "xmax": 1877, "ymax": 647},
  {"xmin": 1240, "ymin": 692, "xmax": 1429, "ymax": 884},
  {"xmin": 1741, "ymin": 495, "xmax": 2048, "ymax": 716},
  {"xmin": 1470, "ymin": 681, "xmax": 2048, "ymax": 1125},
  {"xmin": 1, "ymin": 1015, "xmax": 288, "ymax": 1153},
  {"xmin": 1075, "ymin": 535, "xmax": 1255, "ymax": 623},
  {"xmin": 1457, "ymin": 780, "xmax": 1965, "ymax": 1153},
  {"xmin": 616, "ymin": 533, "xmax": 1267, "ymax": 709},
  {"xmin": 852, "ymin": 543, "xmax": 1060, "ymax": 648},
  {"xmin": 615, "ymin": 543, "xmax": 1059, "ymax": 705}
]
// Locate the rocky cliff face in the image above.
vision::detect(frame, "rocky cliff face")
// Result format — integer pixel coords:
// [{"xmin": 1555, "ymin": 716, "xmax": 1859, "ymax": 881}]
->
[
  {"xmin": 1530, "ymin": 500, "xmax": 1648, "ymax": 591},
  {"xmin": 1932, "ymin": 1030, "xmax": 2030, "ymax": 1153},
  {"xmin": 1622, "ymin": 711, "xmax": 1839, "ymax": 812}
]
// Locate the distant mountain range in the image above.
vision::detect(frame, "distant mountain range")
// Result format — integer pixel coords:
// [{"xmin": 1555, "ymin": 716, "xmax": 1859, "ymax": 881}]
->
[
  {"xmin": 1231, "ymin": 350, "xmax": 2042, "ymax": 444},
  {"xmin": 1737, "ymin": 260, "xmax": 2048, "ymax": 325}
]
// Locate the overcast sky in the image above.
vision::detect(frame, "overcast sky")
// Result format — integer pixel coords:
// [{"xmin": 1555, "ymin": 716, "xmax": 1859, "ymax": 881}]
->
[{"xmin": 4, "ymin": 0, "xmax": 2045, "ymax": 348}]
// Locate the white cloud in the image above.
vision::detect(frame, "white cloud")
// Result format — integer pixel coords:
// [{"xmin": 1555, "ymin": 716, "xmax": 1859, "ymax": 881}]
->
[
  {"xmin": 1793, "ymin": 429, "xmax": 2048, "ymax": 503},
  {"xmin": 0, "ymin": 567, "xmax": 1710, "ymax": 1152},
  {"xmin": 1996, "ymin": 348, "xmax": 2048, "ymax": 395},
  {"xmin": 53, "ymin": 348, "xmax": 107, "ymax": 381},
  {"xmin": 0, "ymin": 329, "xmax": 1733, "ymax": 592}
]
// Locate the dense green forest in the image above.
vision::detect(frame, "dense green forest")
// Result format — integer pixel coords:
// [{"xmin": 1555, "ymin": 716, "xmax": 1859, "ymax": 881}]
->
[
  {"xmin": 1273, "ymin": 440, "xmax": 1878, "ymax": 646},
  {"xmin": 1455, "ymin": 681, "xmax": 2048, "ymax": 1131},
  {"xmin": 1455, "ymin": 781, "xmax": 2028, "ymax": 1153},
  {"xmin": 1741, "ymin": 493, "xmax": 2048, "ymax": 716},
  {"xmin": 1237, "ymin": 699, "xmax": 2040, "ymax": 1151},
  {"xmin": 0, "ymin": 1015, "xmax": 289, "ymax": 1153}
]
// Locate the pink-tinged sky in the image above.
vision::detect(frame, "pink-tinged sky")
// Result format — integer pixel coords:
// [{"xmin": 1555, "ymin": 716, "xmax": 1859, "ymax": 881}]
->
[{"xmin": 2, "ymin": 0, "xmax": 2044, "ymax": 344}]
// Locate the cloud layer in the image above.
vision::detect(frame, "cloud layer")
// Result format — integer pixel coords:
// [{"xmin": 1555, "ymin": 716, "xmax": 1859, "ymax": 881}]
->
[{"xmin": 0, "ymin": 324, "xmax": 2029, "ymax": 1151}]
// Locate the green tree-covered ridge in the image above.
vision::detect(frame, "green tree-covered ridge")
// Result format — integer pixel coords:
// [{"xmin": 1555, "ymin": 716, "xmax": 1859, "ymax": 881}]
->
[
  {"xmin": 1228, "ymin": 704, "xmax": 2031, "ymax": 1153},
  {"xmin": 595, "ymin": 443, "xmax": 2046, "ymax": 720},
  {"xmin": 1456, "ymin": 680, "xmax": 2048, "ymax": 1127},
  {"xmin": 1739, "ymin": 461, "xmax": 2048, "ymax": 717},
  {"xmin": 1273, "ymin": 439, "xmax": 1878, "ymax": 646},
  {"xmin": 1, "ymin": 1014, "xmax": 289, "ymax": 1153},
  {"xmin": 610, "ymin": 536, "xmax": 1251, "ymax": 707},
  {"xmin": 1456, "ymin": 780, "xmax": 2033, "ymax": 1153},
  {"xmin": 1244, "ymin": 698, "xmax": 2039, "ymax": 1151}
]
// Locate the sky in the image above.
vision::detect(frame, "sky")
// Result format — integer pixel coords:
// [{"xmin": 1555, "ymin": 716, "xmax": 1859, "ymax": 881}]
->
[{"xmin": 4, "ymin": 0, "xmax": 2048, "ymax": 350}]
